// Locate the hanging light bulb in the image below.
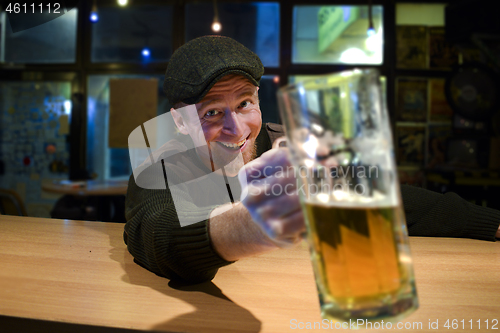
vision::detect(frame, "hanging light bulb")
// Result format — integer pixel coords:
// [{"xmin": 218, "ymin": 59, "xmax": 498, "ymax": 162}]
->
[
  {"xmin": 212, "ymin": 0, "xmax": 222, "ymax": 33},
  {"xmin": 142, "ymin": 48, "xmax": 151, "ymax": 57},
  {"xmin": 117, "ymin": 0, "xmax": 128, "ymax": 6},
  {"xmin": 367, "ymin": 0, "xmax": 374, "ymax": 36},
  {"xmin": 212, "ymin": 21, "xmax": 221, "ymax": 32},
  {"xmin": 90, "ymin": 1, "xmax": 98, "ymax": 23},
  {"xmin": 90, "ymin": 12, "xmax": 99, "ymax": 22}
]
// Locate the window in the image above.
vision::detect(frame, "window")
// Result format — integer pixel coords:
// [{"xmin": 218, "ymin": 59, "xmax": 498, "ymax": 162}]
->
[
  {"xmin": 87, "ymin": 75, "xmax": 170, "ymax": 180},
  {"xmin": 288, "ymin": 73, "xmax": 388, "ymax": 117},
  {"xmin": 293, "ymin": 5, "xmax": 383, "ymax": 65},
  {"xmin": 91, "ymin": 5, "xmax": 174, "ymax": 63},
  {"xmin": 1, "ymin": 10, "xmax": 77, "ymax": 63},
  {"xmin": 0, "ymin": 81, "xmax": 72, "ymax": 217},
  {"xmin": 185, "ymin": 2, "xmax": 280, "ymax": 67}
]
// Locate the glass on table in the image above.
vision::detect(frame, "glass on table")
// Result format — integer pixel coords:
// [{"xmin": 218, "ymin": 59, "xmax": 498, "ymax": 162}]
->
[{"xmin": 277, "ymin": 69, "xmax": 418, "ymax": 325}]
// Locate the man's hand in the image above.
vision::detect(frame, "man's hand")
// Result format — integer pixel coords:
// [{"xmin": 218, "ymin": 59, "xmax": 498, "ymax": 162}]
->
[
  {"xmin": 208, "ymin": 145, "xmax": 305, "ymax": 262},
  {"xmin": 238, "ymin": 148, "xmax": 305, "ymax": 247}
]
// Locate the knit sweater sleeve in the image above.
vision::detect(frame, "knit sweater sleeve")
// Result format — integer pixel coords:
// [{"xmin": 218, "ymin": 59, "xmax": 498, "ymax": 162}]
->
[
  {"xmin": 123, "ymin": 125, "xmax": 278, "ymax": 283},
  {"xmin": 124, "ymin": 170, "xmax": 232, "ymax": 284},
  {"xmin": 401, "ymin": 185, "xmax": 500, "ymax": 241}
]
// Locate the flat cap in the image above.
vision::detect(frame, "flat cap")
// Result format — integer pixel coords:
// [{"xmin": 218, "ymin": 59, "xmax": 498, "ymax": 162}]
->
[{"xmin": 164, "ymin": 36, "xmax": 264, "ymax": 105}]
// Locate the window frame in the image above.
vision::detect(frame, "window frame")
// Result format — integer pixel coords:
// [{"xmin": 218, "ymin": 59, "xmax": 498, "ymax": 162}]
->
[{"xmin": 0, "ymin": 0, "xmax": 403, "ymax": 180}]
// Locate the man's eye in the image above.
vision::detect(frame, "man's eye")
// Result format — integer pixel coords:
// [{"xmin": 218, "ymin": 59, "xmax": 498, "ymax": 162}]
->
[
  {"xmin": 205, "ymin": 110, "xmax": 220, "ymax": 117},
  {"xmin": 239, "ymin": 100, "xmax": 250, "ymax": 108}
]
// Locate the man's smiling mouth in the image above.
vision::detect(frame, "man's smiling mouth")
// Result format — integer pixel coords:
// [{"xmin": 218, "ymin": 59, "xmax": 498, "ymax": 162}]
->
[{"xmin": 216, "ymin": 138, "xmax": 247, "ymax": 150}]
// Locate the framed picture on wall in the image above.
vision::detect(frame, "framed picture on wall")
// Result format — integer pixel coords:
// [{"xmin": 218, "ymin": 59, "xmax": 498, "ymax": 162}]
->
[
  {"xmin": 429, "ymin": 79, "xmax": 453, "ymax": 122},
  {"xmin": 428, "ymin": 27, "xmax": 459, "ymax": 69},
  {"xmin": 396, "ymin": 78, "xmax": 428, "ymax": 122},
  {"xmin": 395, "ymin": 125, "xmax": 426, "ymax": 167},
  {"xmin": 427, "ymin": 124, "xmax": 452, "ymax": 168},
  {"xmin": 396, "ymin": 25, "xmax": 428, "ymax": 69}
]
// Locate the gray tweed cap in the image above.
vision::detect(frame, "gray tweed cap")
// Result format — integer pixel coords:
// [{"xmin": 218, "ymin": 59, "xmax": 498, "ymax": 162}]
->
[{"xmin": 164, "ymin": 35, "xmax": 264, "ymax": 105}]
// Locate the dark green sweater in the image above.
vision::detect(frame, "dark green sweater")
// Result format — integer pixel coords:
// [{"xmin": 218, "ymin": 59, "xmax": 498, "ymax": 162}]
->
[{"xmin": 124, "ymin": 124, "xmax": 500, "ymax": 284}]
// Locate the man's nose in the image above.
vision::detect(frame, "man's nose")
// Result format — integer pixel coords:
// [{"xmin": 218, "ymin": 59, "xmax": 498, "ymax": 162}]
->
[{"xmin": 222, "ymin": 109, "xmax": 243, "ymax": 137}]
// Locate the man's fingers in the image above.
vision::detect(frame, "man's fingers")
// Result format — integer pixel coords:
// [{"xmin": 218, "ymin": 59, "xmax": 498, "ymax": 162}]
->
[
  {"xmin": 255, "ymin": 190, "xmax": 300, "ymax": 221},
  {"xmin": 237, "ymin": 144, "xmax": 305, "ymax": 247},
  {"xmin": 240, "ymin": 148, "xmax": 292, "ymax": 180},
  {"xmin": 266, "ymin": 210, "xmax": 306, "ymax": 247},
  {"xmin": 241, "ymin": 172, "xmax": 297, "ymax": 206}
]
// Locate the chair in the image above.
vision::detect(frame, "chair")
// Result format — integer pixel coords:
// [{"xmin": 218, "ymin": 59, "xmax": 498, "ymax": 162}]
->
[{"xmin": 0, "ymin": 189, "xmax": 28, "ymax": 216}]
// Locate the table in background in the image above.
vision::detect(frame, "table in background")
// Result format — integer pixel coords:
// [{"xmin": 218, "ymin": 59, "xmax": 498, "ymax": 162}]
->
[
  {"xmin": 1, "ymin": 215, "xmax": 499, "ymax": 333},
  {"xmin": 42, "ymin": 180, "xmax": 129, "ymax": 222},
  {"xmin": 42, "ymin": 180, "xmax": 128, "ymax": 196}
]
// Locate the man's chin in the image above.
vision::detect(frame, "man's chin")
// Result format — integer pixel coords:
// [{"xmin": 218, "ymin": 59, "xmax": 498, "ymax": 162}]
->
[
  {"xmin": 210, "ymin": 141, "xmax": 257, "ymax": 177},
  {"xmin": 242, "ymin": 139, "xmax": 257, "ymax": 163}
]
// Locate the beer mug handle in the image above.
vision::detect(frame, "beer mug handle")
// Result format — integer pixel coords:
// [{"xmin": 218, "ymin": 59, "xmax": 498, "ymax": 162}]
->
[{"xmin": 272, "ymin": 136, "xmax": 288, "ymax": 149}]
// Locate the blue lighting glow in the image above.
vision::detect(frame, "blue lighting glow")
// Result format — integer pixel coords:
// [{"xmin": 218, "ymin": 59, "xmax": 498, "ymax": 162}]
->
[
  {"xmin": 367, "ymin": 27, "xmax": 376, "ymax": 36},
  {"xmin": 64, "ymin": 100, "xmax": 72, "ymax": 115},
  {"xmin": 142, "ymin": 48, "xmax": 151, "ymax": 57},
  {"xmin": 90, "ymin": 12, "xmax": 99, "ymax": 22}
]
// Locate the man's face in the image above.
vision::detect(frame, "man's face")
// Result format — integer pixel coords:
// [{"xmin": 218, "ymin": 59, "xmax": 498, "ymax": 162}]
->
[{"xmin": 182, "ymin": 74, "xmax": 262, "ymax": 176}]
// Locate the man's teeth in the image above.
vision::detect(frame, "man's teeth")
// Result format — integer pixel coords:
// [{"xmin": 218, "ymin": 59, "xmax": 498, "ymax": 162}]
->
[{"xmin": 219, "ymin": 139, "xmax": 246, "ymax": 148}]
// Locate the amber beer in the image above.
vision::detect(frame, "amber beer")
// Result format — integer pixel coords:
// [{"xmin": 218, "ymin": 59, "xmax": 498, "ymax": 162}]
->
[
  {"xmin": 277, "ymin": 69, "xmax": 418, "ymax": 323},
  {"xmin": 304, "ymin": 201, "xmax": 411, "ymax": 321}
]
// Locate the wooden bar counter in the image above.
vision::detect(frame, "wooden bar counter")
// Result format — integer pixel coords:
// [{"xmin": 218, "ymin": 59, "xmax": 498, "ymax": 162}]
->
[{"xmin": 0, "ymin": 215, "xmax": 499, "ymax": 332}]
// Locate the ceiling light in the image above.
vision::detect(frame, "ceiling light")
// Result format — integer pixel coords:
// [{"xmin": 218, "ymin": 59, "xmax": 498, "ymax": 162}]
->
[
  {"xmin": 212, "ymin": 21, "xmax": 221, "ymax": 32},
  {"xmin": 212, "ymin": 0, "xmax": 222, "ymax": 33},
  {"xmin": 90, "ymin": 1, "xmax": 98, "ymax": 23}
]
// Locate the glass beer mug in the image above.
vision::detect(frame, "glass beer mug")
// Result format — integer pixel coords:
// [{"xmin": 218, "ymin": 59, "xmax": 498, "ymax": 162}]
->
[{"xmin": 277, "ymin": 69, "xmax": 418, "ymax": 325}]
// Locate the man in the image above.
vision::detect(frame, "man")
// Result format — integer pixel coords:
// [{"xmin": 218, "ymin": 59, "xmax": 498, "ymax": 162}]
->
[{"xmin": 125, "ymin": 36, "xmax": 500, "ymax": 284}]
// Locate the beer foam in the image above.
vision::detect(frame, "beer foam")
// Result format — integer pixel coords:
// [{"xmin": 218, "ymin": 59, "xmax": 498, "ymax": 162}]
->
[{"xmin": 305, "ymin": 189, "xmax": 398, "ymax": 208}]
